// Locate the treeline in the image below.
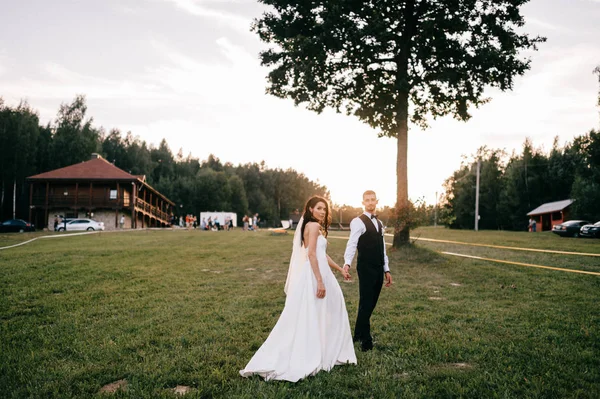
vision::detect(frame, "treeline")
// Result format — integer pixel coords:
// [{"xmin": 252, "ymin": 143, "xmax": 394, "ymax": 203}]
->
[
  {"xmin": 0, "ymin": 95, "xmax": 329, "ymax": 226},
  {"xmin": 443, "ymin": 132, "xmax": 600, "ymax": 230}
]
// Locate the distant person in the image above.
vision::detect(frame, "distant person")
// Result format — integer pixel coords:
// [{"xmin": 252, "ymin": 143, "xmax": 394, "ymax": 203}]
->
[
  {"xmin": 253, "ymin": 213, "xmax": 259, "ymax": 230},
  {"xmin": 531, "ymin": 218, "xmax": 537, "ymax": 232},
  {"xmin": 528, "ymin": 217, "xmax": 533, "ymax": 232},
  {"xmin": 53, "ymin": 216, "xmax": 59, "ymax": 232},
  {"xmin": 248, "ymin": 215, "xmax": 254, "ymax": 231},
  {"xmin": 228, "ymin": 218, "xmax": 234, "ymax": 231},
  {"xmin": 243, "ymin": 215, "xmax": 249, "ymax": 231},
  {"xmin": 119, "ymin": 215, "xmax": 125, "ymax": 229}
]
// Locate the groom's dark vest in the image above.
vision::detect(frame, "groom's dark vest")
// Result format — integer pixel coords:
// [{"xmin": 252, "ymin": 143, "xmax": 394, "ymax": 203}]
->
[{"xmin": 357, "ymin": 214, "xmax": 385, "ymax": 267}]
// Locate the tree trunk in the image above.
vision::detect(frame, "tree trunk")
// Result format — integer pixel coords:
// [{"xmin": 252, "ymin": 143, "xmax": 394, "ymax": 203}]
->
[
  {"xmin": 393, "ymin": 90, "xmax": 410, "ymax": 247},
  {"xmin": 392, "ymin": 0, "xmax": 416, "ymax": 247}
]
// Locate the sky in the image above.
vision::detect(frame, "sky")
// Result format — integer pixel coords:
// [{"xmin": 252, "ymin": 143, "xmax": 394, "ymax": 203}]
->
[{"xmin": 1, "ymin": 0, "xmax": 599, "ymax": 208}]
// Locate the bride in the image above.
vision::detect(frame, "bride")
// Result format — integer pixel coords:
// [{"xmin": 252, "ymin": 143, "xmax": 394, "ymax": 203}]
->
[{"xmin": 240, "ymin": 196, "xmax": 357, "ymax": 382}]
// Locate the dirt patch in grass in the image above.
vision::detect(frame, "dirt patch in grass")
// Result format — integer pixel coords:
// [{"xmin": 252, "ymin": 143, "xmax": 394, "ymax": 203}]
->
[
  {"xmin": 173, "ymin": 385, "xmax": 192, "ymax": 395},
  {"xmin": 99, "ymin": 379, "xmax": 127, "ymax": 394}
]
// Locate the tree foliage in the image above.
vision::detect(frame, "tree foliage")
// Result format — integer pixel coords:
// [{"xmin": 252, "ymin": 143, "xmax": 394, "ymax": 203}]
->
[{"xmin": 253, "ymin": 0, "xmax": 544, "ymax": 245}]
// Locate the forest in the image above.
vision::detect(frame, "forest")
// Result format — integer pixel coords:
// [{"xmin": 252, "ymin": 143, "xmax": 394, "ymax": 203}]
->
[
  {"xmin": 442, "ymin": 132, "xmax": 600, "ymax": 230},
  {"xmin": 0, "ymin": 95, "xmax": 332, "ymax": 226},
  {"xmin": 2, "ymin": 93, "xmax": 598, "ymax": 230}
]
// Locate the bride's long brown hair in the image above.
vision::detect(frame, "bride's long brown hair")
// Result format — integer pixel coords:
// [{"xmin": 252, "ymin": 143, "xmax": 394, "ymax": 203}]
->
[{"xmin": 300, "ymin": 196, "xmax": 331, "ymax": 244}]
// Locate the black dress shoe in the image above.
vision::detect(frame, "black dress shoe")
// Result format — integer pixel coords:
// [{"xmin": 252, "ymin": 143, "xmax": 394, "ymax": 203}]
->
[{"xmin": 360, "ymin": 341, "xmax": 374, "ymax": 351}]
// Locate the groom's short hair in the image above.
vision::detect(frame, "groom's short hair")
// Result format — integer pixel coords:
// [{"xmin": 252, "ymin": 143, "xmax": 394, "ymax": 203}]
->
[{"xmin": 363, "ymin": 190, "xmax": 376, "ymax": 199}]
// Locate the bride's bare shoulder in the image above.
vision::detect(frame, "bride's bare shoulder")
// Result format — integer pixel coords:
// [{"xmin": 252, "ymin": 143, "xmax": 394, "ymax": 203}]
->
[
  {"xmin": 305, "ymin": 221, "xmax": 320, "ymax": 229},
  {"xmin": 304, "ymin": 222, "xmax": 321, "ymax": 235}
]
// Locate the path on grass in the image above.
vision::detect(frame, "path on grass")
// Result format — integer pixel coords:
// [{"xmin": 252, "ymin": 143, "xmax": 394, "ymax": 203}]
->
[
  {"xmin": 0, "ymin": 231, "xmax": 98, "ymax": 250},
  {"xmin": 0, "ymin": 227, "xmax": 173, "ymax": 251},
  {"xmin": 3, "ymin": 231, "xmax": 598, "ymax": 277}
]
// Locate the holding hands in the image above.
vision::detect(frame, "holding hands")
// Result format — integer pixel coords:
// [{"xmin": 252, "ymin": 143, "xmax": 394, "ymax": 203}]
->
[
  {"xmin": 341, "ymin": 268, "xmax": 351, "ymax": 281},
  {"xmin": 342, "ymin": 264, "xmax": 352, "ymax": 281}
]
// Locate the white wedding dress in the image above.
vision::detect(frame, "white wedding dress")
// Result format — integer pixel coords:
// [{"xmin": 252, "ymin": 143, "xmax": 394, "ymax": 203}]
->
[{"xmin": 240, "ymin": 228, "xmax": 357, "ymax": 382}]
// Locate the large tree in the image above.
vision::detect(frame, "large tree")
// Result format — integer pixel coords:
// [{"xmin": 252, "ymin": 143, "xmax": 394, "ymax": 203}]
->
[{"xmin": 253, "ymin": 0, "xmax": 544, "ymax": 246}]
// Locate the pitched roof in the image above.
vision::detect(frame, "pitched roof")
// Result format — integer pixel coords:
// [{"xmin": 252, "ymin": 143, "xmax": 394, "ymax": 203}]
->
[
  {"xmin": 28, "ymin": 157, "xmax": 137, "ymax": 181},
  {"xmin": 527, "ymin": 199, "xmax": 574, "ymax": 216}
]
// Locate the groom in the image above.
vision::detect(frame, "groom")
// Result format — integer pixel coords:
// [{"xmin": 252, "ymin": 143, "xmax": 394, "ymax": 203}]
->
[{"xmin": 343, "ymin": 190, "xmax": 393, "ymax": 351}]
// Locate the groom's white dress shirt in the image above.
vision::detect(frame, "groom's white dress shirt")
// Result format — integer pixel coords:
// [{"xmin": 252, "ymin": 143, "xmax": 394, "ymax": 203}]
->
[{"xmin": 343, "ymin": 211, "xmax": 390, "ymax": 272}]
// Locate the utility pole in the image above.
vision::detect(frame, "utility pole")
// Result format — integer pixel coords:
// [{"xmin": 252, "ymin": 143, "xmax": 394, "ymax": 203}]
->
[
  {"xmin": 13, "ymin": 180, "xmax": 16, "ymax": 219},
  {"xmin": 594, "ymin": 65, "xmax": 600, "ymax": 124},
  {"xmin": 474, "ymin": 159, "xmax": 481, "ymax": 231},
  {"xmin": 434, "ymin": 191, "xmax": 438, "ymax": 227}
]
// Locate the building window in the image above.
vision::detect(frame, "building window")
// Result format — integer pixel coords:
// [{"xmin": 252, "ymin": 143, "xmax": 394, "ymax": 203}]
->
[
  {"xmin": 551, "ymin": 212, "xmax": 562, "ymax": 221},
  {"xmin": 110, "ymin": 189, "xmax": 117, "ymax": 200}
]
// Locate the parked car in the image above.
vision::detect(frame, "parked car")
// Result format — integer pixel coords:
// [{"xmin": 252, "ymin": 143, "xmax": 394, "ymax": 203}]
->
[
  {"xmin": 53, "ymin": 217, "xmax": 74, "ymax": 231},
  {"xmin": 0, "ymin": 219, "xmax": 35, "ymax": 233},
  {"xmin": 551, "ymin": 220, "xmax": 591, "ymax": 238},
  {"xmin": 580, "ymin": 221, "xmax": 600, "ymax": 238},
  {"xmin": 57, "ymin": 218, "xmax": 105, "ymax": 231}
]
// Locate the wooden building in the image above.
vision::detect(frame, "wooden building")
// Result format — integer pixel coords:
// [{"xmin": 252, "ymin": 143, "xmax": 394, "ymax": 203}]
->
[
  {"xmin": 526, "ymin": 199, "xmax": 574, "ymax": 232},
  {"xmin": 27, "ymin": 154, "xmax": 174, "ymax": 230}
]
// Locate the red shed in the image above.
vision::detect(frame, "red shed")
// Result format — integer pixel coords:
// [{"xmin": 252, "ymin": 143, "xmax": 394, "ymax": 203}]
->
[{"xmin": 526, "ymin": 199, "xmax": 574, "ymax": 232}]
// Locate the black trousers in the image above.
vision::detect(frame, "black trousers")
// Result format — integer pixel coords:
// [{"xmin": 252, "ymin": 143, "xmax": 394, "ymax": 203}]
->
[{"xmin": 354, "ymin": 262, "xmax": 384, "ymax": 346}]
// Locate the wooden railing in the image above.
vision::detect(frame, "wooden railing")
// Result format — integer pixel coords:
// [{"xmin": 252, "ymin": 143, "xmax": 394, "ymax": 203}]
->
[
  {"xmin": 135, "ymin": 197, "xmax": 170, "ymax": 222},
  {"xmin": 32, "ymin": 195, "xmax": 130, "ymax": 208}
]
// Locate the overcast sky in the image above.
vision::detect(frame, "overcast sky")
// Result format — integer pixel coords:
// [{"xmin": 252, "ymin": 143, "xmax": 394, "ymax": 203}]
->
[{"xmin": 1, "ymin": 0, "xmax": 599, "ymax": 207}]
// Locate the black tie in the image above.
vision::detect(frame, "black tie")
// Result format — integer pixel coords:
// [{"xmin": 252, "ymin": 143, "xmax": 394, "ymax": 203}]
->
[{"xmin": 371, "ymin": 214, "xmax": 377, "ymax": 219}]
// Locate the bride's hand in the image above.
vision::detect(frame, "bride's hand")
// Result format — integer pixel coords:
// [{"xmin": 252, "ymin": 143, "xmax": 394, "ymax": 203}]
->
[{"xmin": 316, "ymin": 281, "xmax": 326, "ymax": 298}]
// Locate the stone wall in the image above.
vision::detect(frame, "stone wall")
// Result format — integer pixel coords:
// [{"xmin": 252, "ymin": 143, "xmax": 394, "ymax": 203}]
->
[{"xmin": 47, "ymin": 210, "xmax": 133, "ymax": 231}]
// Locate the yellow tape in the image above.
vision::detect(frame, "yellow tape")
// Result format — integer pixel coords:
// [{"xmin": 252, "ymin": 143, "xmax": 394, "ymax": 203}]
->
[
  {"xmin": 328, "ymin": 235, "xmax": 599, "ymax": 276},
  {"xmin": 442, "ymin": 251, "xmax": 600, "ymax": 276},
  {"xmin": 384, "ymin": 234, "xmax": 600, "ymax": 257}
]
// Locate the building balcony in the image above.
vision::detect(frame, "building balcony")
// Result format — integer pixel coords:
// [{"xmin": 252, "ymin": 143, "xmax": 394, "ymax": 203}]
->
[
  {"xmin": 32, "ymin": 195, "xmax": 171, "ymax": 224},
  {"xmin": 32, "ymin": 194, "xmax": 131, "ymax": 208}
]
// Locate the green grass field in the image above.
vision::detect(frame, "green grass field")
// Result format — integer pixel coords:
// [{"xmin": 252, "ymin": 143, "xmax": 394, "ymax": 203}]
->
[{"xmin": 1, "ymin": 228, "xmax": 599, "ymax": 398}]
